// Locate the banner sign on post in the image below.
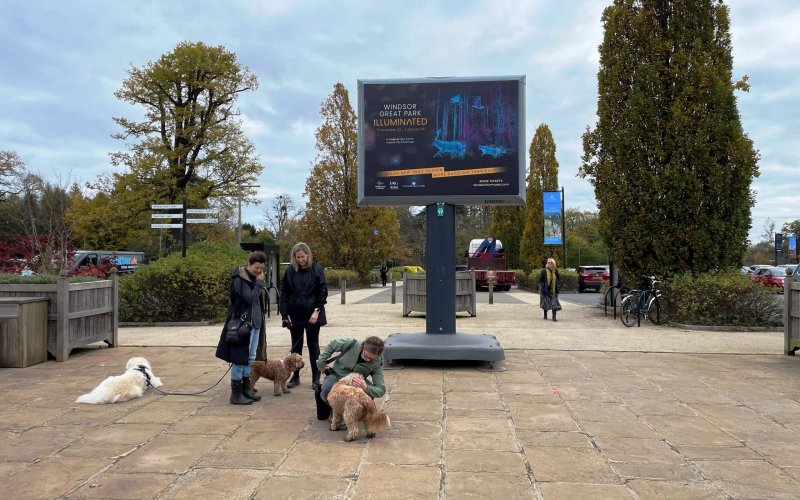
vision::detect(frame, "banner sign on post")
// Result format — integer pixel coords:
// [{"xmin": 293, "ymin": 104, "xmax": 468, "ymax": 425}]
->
[
  {"xmin": 543, "ymin": 191, "xmax": 563, "ymax": 246},
  {"xmin": 357, "ymin": 76, "xmax": 525, "ymax": 206},
  {"xmin": 789, "ymin": 235, "xmax": 797, "ymax": 260}
]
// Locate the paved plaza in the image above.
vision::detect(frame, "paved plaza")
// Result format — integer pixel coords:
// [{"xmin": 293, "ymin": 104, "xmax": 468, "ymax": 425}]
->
[{"xmin": 1, "ymin": 286, "xmax": 799, "ymax": 499}]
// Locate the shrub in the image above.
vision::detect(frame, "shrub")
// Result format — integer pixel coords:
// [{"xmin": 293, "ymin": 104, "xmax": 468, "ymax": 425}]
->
[
  {"xmin": 667, "ymin": 270, "xmax": 782, "ymax": 327},
  {"xmin": 514, "ymin": 268, "xmax": 577, "ymax": 292},
  {"xmin": 119, "ymin": 243, "xmax": 247, "ymax": 322},
  {"xmin": 0, "ymin": 273, "xmax": 99, "ymax": 284}
]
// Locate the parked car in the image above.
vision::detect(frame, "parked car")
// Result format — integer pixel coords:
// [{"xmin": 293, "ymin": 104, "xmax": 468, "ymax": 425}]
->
[
  {"xmin": 577, "ymin": 265, "xmax": 609, "ymax": 293},
  {"xmin": 751, "ymin": 266, "xmax": 787, "ymax": 292},
  {"xmin": 777, "ymin": 264, "xmax": 798, "ymax": 276}
]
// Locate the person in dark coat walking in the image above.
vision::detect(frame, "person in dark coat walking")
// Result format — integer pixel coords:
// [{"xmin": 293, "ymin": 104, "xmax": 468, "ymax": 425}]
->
[
  {"xmin": 538, "ymin": 257, "xmax": 562, "ymax": 322},
  {"xmin": 215, "ymin": 251, "xmax": 268, "ymax": 405},
  {"xmin": 280, "ymin": 242, "xmax": 328, "ymax": 390},
  {"xmin": 379, "ymin": 265, "xmax": 388, "ymax": 287}
]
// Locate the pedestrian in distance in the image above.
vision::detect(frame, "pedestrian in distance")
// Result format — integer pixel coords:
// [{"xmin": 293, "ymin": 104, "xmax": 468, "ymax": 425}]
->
[
  {"xmin": 538, "ymin": 257, "xmax": 562, "ymax": 322},
  {"xmin": 215, "ymin": 251, "xmax": 268, "ymax": 405},
  {"xmin": 380, "ymin": 264, "xmax": 388, "ymax": 287},
  {"xmin": 279, "ymin": 242, "xmax": 328, "ymax": 391}
]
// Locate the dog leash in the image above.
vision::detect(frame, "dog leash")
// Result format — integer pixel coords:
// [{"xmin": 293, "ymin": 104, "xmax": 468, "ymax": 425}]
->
[{"xmin": 142, "ymin": 364, "xmax": 232, "ymax": 396}]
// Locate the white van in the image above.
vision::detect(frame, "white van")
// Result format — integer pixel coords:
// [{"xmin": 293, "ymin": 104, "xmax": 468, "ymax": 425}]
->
[{"xmin": 72, "ymin": 250, "xmax": 145, "ymax": 274}]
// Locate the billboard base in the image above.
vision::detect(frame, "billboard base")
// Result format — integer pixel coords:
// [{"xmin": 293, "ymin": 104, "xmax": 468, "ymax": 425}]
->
[{"xmin": 384, "ymin": 332, "xmax": 505, "ymax": 366}]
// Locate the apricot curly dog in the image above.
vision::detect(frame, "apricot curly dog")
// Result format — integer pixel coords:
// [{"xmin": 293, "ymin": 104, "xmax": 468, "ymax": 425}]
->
[
  {"xmin": 328, "ymin": 373, "xmax": 390, "ymax": 442},
  {"xmin": 249, "ymin": 353, "xmax": 305, "ymax": 396}
]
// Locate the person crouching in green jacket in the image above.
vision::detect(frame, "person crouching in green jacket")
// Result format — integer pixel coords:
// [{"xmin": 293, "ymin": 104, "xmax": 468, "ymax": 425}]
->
[{"xmin": 317, "ymin": 336, "xmax": 386, "ymax": 402}]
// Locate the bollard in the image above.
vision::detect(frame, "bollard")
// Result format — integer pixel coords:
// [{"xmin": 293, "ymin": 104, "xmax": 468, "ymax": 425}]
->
[
  {"xmin": 391, "ymin": 278, "xmax": 396, "ymax": 304},
  {"xmin": 340, "ymin": 278, "xmax": 346, "ymax": 304},
  {"xmin": 488, "ymin": 280, "xmax": 494, "ymax": 305}
]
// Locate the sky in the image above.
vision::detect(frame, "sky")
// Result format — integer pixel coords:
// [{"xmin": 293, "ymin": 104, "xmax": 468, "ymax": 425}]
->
[{"xmin": 1, "ymin": 0, "xmax": 797, "ymax": 244}]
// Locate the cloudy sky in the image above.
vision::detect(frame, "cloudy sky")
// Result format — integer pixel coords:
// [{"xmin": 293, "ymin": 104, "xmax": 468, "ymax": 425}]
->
[{"xmin": 1, "ymin": 0, "xmax": 796, "ymax": 243}]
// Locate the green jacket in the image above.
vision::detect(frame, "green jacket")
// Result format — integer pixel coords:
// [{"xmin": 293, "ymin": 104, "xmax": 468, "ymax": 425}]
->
[{"xmin": 317, "ymin": 338, "xmax": 386, "ymax": 399}]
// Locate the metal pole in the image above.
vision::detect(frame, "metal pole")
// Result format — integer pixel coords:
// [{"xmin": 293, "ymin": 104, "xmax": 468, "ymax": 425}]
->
[
  {"xmin": 561, "ymin": 186, "xmax": 566, "ymax": 270},
  {"xmin": 181, "ymin": 198, "xmax": 187, "ymax": 258},
  {"xmin": 237, "ymin": 194, "xmax": 242, "ymax": 246},
  {"xmin": 237, "ymin": 183, "xmax": 260, "ymax": 247}
]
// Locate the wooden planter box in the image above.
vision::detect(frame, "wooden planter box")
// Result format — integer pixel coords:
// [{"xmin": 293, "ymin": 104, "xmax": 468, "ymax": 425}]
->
[
  {"xmin": 0, "ymin": 270, "xmax": 119, "ymax": 361},
  {"xmin": 0, "ymin": 297, "xmax": 49, "ymax": 367},
  {"xmin": 403, "ymin": 272, "xmax": 477, "ymax": 317},
  {"xmin": 785, "ymin": 279, "xmax": 800, "ymax": 355}
]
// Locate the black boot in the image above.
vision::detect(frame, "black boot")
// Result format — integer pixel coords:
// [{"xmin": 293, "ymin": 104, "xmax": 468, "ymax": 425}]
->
[
  {"xmin": 543, "ymin": 310, "xmax": 548, "ymax": 320},
  {"xmin": 230, "ymin": 380, "xmax": 253, "ymax": 405},
  {"xmin": 287, "ymin": 372, "xmax": 300, "ymax": 388},
  {"xmin": 241, "ymin": 376, "xmax": 261, "ymax": 402},
  {"xmin": 552, "ymin": 310, "xmax": 558, "ymax": 322}
]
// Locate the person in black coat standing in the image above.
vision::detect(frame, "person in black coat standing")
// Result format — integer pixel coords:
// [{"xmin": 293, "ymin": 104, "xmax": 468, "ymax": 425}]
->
[
  {"xmin": 538, "ymin": 257, "xmax": 562, "ymax": 322},
  {"xmin": 280, "ymin": 242, "xmax": 328, "ymax": 390},
  {"xmin": 215, "ymin": 251, "xmax": 268, "ymax": 405}
]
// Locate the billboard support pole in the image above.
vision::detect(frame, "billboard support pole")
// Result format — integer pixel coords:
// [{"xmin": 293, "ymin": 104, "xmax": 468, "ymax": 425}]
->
[
  {"xmin": 562, "ymin": 187, "xmax": 566, "ymax": 269},
  {"xmin": 425, "ymin": 203, "xmax": 456, "ymax": 334}
]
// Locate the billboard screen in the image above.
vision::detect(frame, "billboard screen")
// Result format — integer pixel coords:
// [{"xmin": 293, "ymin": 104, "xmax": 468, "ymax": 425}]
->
[
  {"xmin": 543, "ymin": 190, "xmax": 563, "ymax": 246},
  {"xmin": 357, "ymin": 76, "xmax": 525, "ymax": 206}
]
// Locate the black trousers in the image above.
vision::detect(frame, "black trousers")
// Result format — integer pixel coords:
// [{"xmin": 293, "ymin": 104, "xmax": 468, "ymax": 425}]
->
[{"xmin": 289, "ymin": 323, "xmax": 321, "ymax": 383}]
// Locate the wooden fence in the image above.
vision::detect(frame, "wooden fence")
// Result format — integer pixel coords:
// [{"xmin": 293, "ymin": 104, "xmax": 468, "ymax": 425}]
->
[
  {"xmin": 785, "ymin": 277, "xmax": 800, "ymax": 355},
  {"xmin": 403, "ymin": 272, "xmax": 477, "ymax": 317},
  {"xmin": 0, "ymin": 269, "xmax": 119, "ymax": 361}
]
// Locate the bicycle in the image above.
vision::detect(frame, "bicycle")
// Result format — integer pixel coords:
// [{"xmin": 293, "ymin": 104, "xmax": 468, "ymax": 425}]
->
[{"xmin": 620, "ymin": 276, "xmax": 673, "ymax": 327}]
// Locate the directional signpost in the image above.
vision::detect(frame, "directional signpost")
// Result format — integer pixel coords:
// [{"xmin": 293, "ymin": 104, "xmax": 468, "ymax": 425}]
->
[{"xmin": 151, "ymin": 203, "xmax": 219, "ymax": 257}]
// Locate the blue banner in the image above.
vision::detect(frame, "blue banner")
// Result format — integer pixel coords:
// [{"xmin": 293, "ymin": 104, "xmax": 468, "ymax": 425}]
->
[
  {"xmin": 789, "ymin": 235, "xmax": 797, "ymax": 260},
  {"xmin": 543, "ymin": 191, "xmax": 563, "ymax": 245}
]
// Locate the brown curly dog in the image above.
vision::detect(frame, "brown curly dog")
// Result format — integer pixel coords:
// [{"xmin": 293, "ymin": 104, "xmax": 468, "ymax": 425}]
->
[
  {"xmin": 328, "ymin": 374, "xmax": 390, "ymax": 442},
  {"xmin": 249, "ymin": 353, "xmax": 305, "ymax": 396}
]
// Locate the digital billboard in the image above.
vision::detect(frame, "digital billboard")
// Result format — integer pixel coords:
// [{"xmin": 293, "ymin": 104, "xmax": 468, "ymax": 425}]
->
[
  {"xmin": 357, "ymin": 76, "xmax": 525, "ymax": 206},
  {"xmin": 543, "ymin": 190, "xmax": 563, "ymax": 246}
]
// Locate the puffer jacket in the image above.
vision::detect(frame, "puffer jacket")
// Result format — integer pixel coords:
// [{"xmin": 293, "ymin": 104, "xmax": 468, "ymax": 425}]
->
[
  {"xmin": 215, "ymin": 266, "xmax": 267, "ymax": 366},
  {"xmin": 279, "ymin": 262, "xmax": 328, "ymax": 326}
]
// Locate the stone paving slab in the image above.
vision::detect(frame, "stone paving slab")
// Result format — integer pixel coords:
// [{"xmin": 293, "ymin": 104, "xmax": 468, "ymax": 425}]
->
[{"xmin": 0, "ymin": 286, "xmax": 799, "ymax": 499}]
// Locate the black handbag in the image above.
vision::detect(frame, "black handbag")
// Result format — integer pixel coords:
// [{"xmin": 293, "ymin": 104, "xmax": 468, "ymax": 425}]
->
[
  {"xmin": 225, "ymin": 312, "xmax": 253, "ymax": 344},
  {"xmin": 315, "ymin": 339, "xmax": 358, "ymax": 420}
]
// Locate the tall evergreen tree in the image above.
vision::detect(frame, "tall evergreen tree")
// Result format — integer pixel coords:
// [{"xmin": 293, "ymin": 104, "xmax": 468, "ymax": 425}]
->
[
  {"xmin": 490, "ymin": 206, "xmax": 524, "ymax": 269},
  {"xmin": 520, "ymin": 124, "xmax": 559, "ymax": 272},
  {"xmin": 301, "ymin": 83, "xmax": 400, "ymax": 279},
  {"xmin": 580, "ymin": 0, "xmax": 759, "ymax": 281}
]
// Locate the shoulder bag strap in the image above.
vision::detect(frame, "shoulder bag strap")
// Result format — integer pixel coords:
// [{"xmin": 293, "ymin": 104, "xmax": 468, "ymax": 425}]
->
[{"xmin": 326, "ymin": 339, "xmax": 358, "ymax": 365}]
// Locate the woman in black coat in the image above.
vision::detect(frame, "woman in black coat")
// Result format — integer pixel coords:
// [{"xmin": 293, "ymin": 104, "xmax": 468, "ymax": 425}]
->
[
  {"xmin": 280, "ymin": 242, "xmax": 328, "ymax": 390},
  {"xmin": 538, "ymin": 257, "xmax": 562, "ymax": 322},
  {"xmin": 215, "ymin": 251, "xmax": 267, "ymax": 405}
]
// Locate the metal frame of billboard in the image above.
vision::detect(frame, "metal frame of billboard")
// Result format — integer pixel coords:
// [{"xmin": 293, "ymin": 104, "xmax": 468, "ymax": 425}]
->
[{"xmin": 357, "ymin": 75, "xmax": 526, "ymax": 206}]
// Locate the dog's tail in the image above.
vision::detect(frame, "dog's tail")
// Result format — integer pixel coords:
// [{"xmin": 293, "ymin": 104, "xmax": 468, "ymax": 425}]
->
[
  {"xmin": 366, "ymin": 409, "xmax": 391, "ymax": 432},
  {"xmin": 75, "ymin": 390, "xmax": 103, "ymax": 404}
]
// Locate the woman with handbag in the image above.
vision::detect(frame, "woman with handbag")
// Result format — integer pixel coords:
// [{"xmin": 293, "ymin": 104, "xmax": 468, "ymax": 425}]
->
[
  {"xmin": 280, "ymin": 242, "xmax": 328, "ymax": 391},
  {"xmin": 538, "ymin": 257, "xmax": 562, "ymax": 322},
  {"xmin": 215, "ymin": 251, "xmax": 268, "ymax": 405}
]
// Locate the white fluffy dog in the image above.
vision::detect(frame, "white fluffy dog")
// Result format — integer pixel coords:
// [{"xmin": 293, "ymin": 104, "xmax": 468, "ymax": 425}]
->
[{"xmin": 76, "ymin": 357, "xmax": 163, "ymax": 404}]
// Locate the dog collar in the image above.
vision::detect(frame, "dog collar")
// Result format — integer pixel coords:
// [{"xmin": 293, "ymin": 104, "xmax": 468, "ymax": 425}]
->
[{"xmin": 135, "ymin": 365, "xmax": 152, "ymax": 386}]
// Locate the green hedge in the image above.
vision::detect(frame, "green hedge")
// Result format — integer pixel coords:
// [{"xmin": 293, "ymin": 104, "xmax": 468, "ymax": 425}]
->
[
  {"xmin": 514, "ymin": 268, "xmax": 578, "ymax": 292},
  {"xmin": 666, "ymin": 270, "xmax": 782, "ymax": 327},
  {"xmin": 0, "ymin": 273, "xmax": 100, "ymax": 284},
  {"xmin": 119, "ymin": 243, "xmax": 247, "ymax": 322}
]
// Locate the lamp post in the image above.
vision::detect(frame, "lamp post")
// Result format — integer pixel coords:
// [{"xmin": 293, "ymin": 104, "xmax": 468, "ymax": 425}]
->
[{"xmin": 237, "ymin": 183, "xmax": 260, "ymax": 246}]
